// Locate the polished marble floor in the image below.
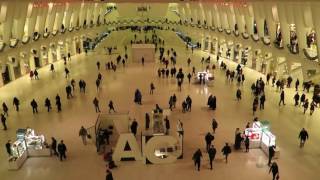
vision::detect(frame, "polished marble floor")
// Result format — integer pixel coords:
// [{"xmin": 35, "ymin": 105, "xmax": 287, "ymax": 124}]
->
[{"xmin": 0, "ymin": 30, "xmax": 319, "ymax": 180}]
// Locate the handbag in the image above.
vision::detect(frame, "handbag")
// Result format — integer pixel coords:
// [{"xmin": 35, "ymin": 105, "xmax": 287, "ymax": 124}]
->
[{"xmin": 87, "ymin": 134, "xmax": 92, "ymax": 139}]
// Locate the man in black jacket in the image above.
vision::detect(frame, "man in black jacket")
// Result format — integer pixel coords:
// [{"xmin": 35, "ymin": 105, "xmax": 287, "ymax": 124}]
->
[
  {"xmin": 298, "ymin": 128, "xmax": 309, "ymax": 148},
  {"xmin": 58, "ymin": 140, "xmax": 67, "ymax": 161},
  {"xmin": 205, "ymin": 132, "xmax": 214, "ymax": 152},
  {"xmin": 268, "ymin": 145, "xmax": 275, "ymax": 166},
  {"xmin": 208, "ymin": 145, "xmax": 216, "ymax": 170}
]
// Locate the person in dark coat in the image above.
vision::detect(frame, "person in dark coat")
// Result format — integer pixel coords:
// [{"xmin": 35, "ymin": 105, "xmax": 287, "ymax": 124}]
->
[
  {"xmin": 1, "ymin": 113, "xmax": 7, "ymax": 130},
  {"xmin": 205, "ymin": 132, "xmax": 214, "ymax": 152},
  {"xmin": 13, "ymin": 97, "xmax": 20, "ymax": 111},
  {"xmin": 208, "ymin": 145, "xmax": 216, "ymax": 170},
  {"xmin": 93, "ymin": 97, "xmax": 101, "ymax": 113},
  {"xmin": 108, "ymin": 100, "xmax": 116, "ymax": 113},
  {"xmin": 6, "ymin": 140, "xmax": 11, "ymax": 156},
  {"xmin": 34, "ymin": 69, "xmax": 39, "ymax": 79},
  {"xmin": 55, "ymin": 94, "xmax": 62, "ymax": 112},
  {"xmin": 51, "ymin": 137, "xmax": 58, "ymax": 156},
  {"xmin": 294, "ymin": 92, "xmax": 300, "ymax": 106},
  {"xmin": 57, "ymin": 140, "xmax": 67, "ymax": 161},
  {"xmin": 300, "ymin": 93, "xmax": 306, "ymax": 106},
  {"xmin": 134, "ymin": 89, "xmax": 142, "ymax": 105},
  {"xmin": 279, "ymin": 90, "xmax": 285, "ymax": 106},
  {"xmin": 269, "ymin": 162, "xmax": 279, "ymax": 180},
  {"xmin": 244, "ymin": 136, "xmax": 250, "ymax": 152},
  {"xmin": 71, "ymin": 79, "xmax": 75, "ymax": 91},
  {"xmin": 236, "ymin": 89, "xmax": 241, "ymax": 101},
  {"xmin": 45, "ymin": 98, "xmax": 51, "ymax": 112},
  {"xmin": 145, "ymin": 113, "xmax": 150, "ymax": 130},
  {"xmin": 298, "ymin": 128, "xmax": 309, "ymax": 148},
  {"xmin": 30, "ymin": 99, "xmax": 38, "ymax": 114},
  {"xmin": 234, "ymin": 129, "xmax": 243, "ymax": 150},
  {"xmin": 150, "ymin": 83, "xmax": 155, "ymax": 94},
  {"xmin": 268, "ymin": 145, "xmax": 275, "ymax": 166},
  {"xmin": 64, "ymin": 68, "xmax": 70, "ymax": 78},
  {"xmin": 66, "ymin": 85, "xmax": 72, "ymax": 98},
  {"xmin": 192, "ymin": 149, "xmax": 202, "ymax": 171},
  {"xmin": 221, "ymin": 143, "xmax": 232, "ymax": 163},
  {"xmin": 2, "ymin": 102, "xmax": 8, "ymax": 116},
  {"xmin": 131, "ymin": 119, "xmax": 138, "ymax": 136},
  {"xmin": 186, "ymin": 95, "xmax": 192, "ymax": 112},
  {"xmin": 211, "ymin": 96, "xmax": 217, "ymax": 110},
  {"xmin": 211, "ymin": 118, "xmax": 218, "ymax": 133},
  {"xmin": 164, "ymin": 116, "xmax": 170, "ymax": 135},
  {"xmin": 106, "ymin": 169, "xmax": 114, "ymax": 180}
]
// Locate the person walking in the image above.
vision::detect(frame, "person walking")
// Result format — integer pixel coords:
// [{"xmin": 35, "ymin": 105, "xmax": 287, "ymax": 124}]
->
[
  {"xmin": 192, "ymin": 149, "xmax": 202, "ymax": 171},
  {"xmin": 108, "ymin": 100, "xmax": 116, "ymax": 113},
  {"xmin": 236, "ymin": 88, "xmax": 241, "ymax": 101},
  {"xmin": 44, "ymin": 98, "xmax": 51, "ymax": 112},
  {"xmin": 208, "ymin": 145, "xmax": 216, "ymax": 170},
  {"xmin": 164, "ymin": 116, "xmax": 170, "ymax": 135},
  {"xmin": 298, "ymin": 128, "xmax": 309, "ymax": 148},
  {"xmin": 93, "ymin": 97, "xmax": 101, "ymax": 113},
  {"xmin": 34, "ymin": 69, "xmax": 39, "ymax": 80},
  {"xmin": 50, "ymin": 64, "xmax": 55, "ymax": 72},
  {"xmin": 5, "ymin": 140, "xmax": 11, "ymax": 156},
  {"xmin": 295, "ymin": 79, "xmax": 300, "ymax": 91},
  {"xmin": 65, "ymin": 68, "xmax": 70, "ymax": 78},
  {"xmin": 57, "ymin": 140, "xmax": 67, "ymax": 161},
  {"xmin": 221, "ymin": 143, "xmax": 232, "ymax": 163},
  {"xmin": 294, "ymin": 92, "xmax": 300, "ymax": 106},
  {"xmin": 244, "ymin": 136, "xmax": 250, "ymax": 152},
  {"xmin": 145, "ymin": 113, "xmax": 150, "ymax": 130},
  {"xmin": 186, "ymin": 95, "xmax": 192, "ymax": 112},
  {"xmin": 96, "ymin": 79, "xmax": 101, "ymax": 91},
  {"xmin": 212, "ymin": 118, "xmax": 218, "ymax": 133},
  {"xmin": 13, "ymin": 97, "xmax": 20, "ymax": 112},
  {"xmin": 96, "ymin": 61, "xmax": 100, "ymax": 70},
  {"xmin": 2, "ymin": 102, "xmax": 8, "ymax": 116},
  {"xmin": 51, "ymin": 137, "xmax": 59, "ymax": 156},
  {"xmin": 268, "ymin": 145, "xmax": 275, "ymax": 166},
  {"xmin": 130, "ymin": 119, "xmax": 138, "ymax": 136},
  {"xmin": 79, "ymin": 126, "xmax": 88, "ymax": 145},
  {"xmin": 106, "ymin": 169, "xmax": 114, "ymax": 180},
  {"xmin": 310, "ymin": 101, "xmax": 316, "ymax": 115},
  {"xmin": 279, "ymin": 90, "xmax": 285, "ymax": 106},
  {"xmin": 1, "ymin": 113, "xmax": 7, "ymax": 130},
  {"xmin": 300, "ymin": 93, "xmax": 306, "ymax": 106},
  {"xmin": 150, "ymin": 83, "xmax": 155, "ymax": 94},
  {"xmin": 30, "ymin": 99, "xmax": 38, "ymax": 114},
  {"xmin": 187, "ymin": 73, "xmax": 192, "ymax": 84},
  {"xmin": 56, "ymin": 94, "xmax": 62, "ymax": 112},
  {"xmin": 177, "ymin": 120, "xmax": 184, "ymax": 137},
  {"xmin": 269, "ymin": 162, "xmax": 279, "ymax": 180},
  {"xmin": 205, "ymin": 132, "xmax": 214, "ymax": 152},
  {"xmin": 71, "ymin": 79, "xmax": 76, "ymax": 91}
]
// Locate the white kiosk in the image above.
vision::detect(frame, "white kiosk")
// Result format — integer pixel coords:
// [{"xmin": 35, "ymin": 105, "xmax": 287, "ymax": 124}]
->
[{"xmin": 245, "ymin": 121, "xmax": 280, "ymax": 159}]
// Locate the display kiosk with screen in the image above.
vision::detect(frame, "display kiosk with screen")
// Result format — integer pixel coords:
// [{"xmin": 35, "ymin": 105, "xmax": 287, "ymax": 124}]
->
[
  {"xmin": 8, "ymin": 128, "xmax": 51, "ymax": 170},
  {"xmin": 245, "ymin": 121, "xmax": 280, "ymax": 159}
]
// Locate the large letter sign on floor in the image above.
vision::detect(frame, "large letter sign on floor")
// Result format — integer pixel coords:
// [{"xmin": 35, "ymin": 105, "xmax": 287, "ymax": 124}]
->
[
  {"xmin": 113, "ymin": 133, "xmax": 142, "ymax": 161},
  {"xmin": 143, "ymin": 136, "xmax": 179, "ymax": 164}
]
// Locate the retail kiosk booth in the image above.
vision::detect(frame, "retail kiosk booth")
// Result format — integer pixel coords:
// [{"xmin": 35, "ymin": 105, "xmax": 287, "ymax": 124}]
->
[
  {"xmin": 245, "ymin": 121, "xmax": 280, "ymax": 159},
  {"xmin": 8, "ymin": 128, "xmax": 51, "ymax": 170}
]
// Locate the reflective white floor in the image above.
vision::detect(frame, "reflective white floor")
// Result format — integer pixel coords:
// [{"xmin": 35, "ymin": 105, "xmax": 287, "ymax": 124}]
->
[{"xmin": 0, "ymin": 31, "xmax": 319, "ymax": 180}]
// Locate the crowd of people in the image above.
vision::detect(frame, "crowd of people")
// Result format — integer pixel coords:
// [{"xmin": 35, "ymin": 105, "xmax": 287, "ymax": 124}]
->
[{"xmin": 1, "ymin": 30, "xmax": 319, "ymax": 180}]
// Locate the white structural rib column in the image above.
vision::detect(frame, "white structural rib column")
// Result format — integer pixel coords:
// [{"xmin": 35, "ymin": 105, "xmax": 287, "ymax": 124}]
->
[{"xmin": 311, "ymin": 3, "xmax": 320, "ymax": 63}]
